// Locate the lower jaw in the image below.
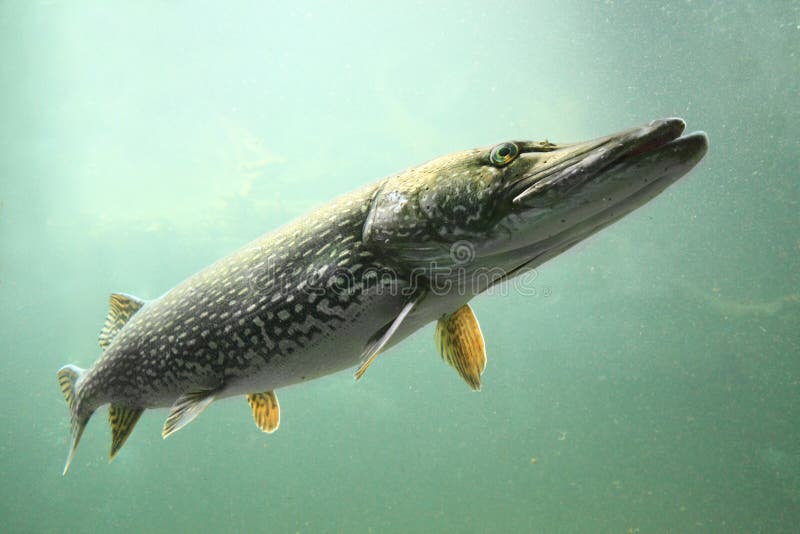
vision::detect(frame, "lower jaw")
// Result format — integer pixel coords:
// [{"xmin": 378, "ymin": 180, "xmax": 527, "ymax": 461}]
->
[{"xmin": 484, "ymin": 168, "xmax": 680, "ymax": 278}]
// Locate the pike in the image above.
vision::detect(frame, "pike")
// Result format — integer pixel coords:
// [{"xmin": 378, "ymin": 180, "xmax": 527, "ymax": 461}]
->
[{"xmin": 58, "ymin": 118, "xmax": 708, "ymax": 474}]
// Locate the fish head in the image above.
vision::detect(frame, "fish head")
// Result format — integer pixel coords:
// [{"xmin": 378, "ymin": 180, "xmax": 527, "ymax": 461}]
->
[{"xmin": 364, "ymin": 118, "xmax": 708, "ymax": 280}]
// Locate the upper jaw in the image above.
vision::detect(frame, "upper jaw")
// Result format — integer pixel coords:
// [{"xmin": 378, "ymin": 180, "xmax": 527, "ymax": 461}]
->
[
  {"xmin": 481, "ymin": 118, "xmax": 707, "ymax": 273},
  {"xmin": 510, "ymin": 118, "xmax": 690, "ymax": 206}
]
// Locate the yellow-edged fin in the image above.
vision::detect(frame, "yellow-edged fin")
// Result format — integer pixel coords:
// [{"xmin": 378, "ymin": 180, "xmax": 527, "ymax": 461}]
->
[
  {"xmin": 435, "ymin": 304, "xmax": 487, "ymax": 391},
  {"xmin": 354, "ymin": 349, "xmax": 380, "ymax": 381},
  {"xmin": 108, "ymin": 404, "xmax": 144, "ymax": 462},
  {"xmin": 247, "ymin": 391, "xmax": 280, "ymax": 433},
  {"xmin": 354, "ymin": 290, "xmax": 426, "ymax": 380},
  {"xmin": 57, "ymin": 365, "xmax": 81, "ymax": 412},
  {"xmin": 99, "ymin": 293, "xmax": 146, "ymax": 348},
  {"xmin": 57, "ymin": 364, "xmax": 88, "ymax": 476}
]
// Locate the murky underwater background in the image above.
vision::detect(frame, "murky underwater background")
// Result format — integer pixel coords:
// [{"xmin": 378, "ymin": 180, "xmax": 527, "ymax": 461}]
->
[{"xmin": 1, "ymin": 1, "xmax": 798, "ymax": 532}]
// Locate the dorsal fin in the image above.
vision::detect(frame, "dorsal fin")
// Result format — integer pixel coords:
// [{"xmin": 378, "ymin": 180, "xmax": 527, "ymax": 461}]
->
[{"xmin": 99, "ymin": 293, "xmax": 146, "ymax": 348}]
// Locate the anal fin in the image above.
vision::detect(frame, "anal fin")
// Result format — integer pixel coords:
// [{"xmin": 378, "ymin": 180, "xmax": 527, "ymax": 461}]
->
[
  {"xmin": 435, "ymin": 303, "xmax": 487, "ymax": 391},
  {"xmin": 99, "ymin": 293, "xmax": 147, "ymax": 348},
  {"xmin": 108, "ymin": 405, "xmax": 144, "ymax": 461},
  {"xmin": 247, "ymin": 391, "xmax": 280, "ymax": 433},
  {"xmin": 162, "ymin": 387, "xmax": 216, "ymax": 438}
]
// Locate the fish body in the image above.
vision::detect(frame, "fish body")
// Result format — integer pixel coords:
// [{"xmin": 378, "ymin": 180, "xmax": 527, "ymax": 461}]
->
[
  {"xmin": 81, "ymin": 183, "xmax": 396, "ymax": 407},
  {"xmin": 58, "ymin": 118, "xmax": 708, "ymax": 473}
]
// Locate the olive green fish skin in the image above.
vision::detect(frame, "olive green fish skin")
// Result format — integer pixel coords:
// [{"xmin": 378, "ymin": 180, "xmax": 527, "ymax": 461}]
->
[
  {"xmin": 76, "ymin": 181, "xmax": 404, "ymax": 420},
  {"xmin": 64, "ymin": 118, "xmax": 708, "ymax": 460}
]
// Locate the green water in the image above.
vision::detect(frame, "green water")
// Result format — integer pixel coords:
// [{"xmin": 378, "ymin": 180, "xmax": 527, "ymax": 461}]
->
[{"xmin": 2, "ymin": 1, "xmax": 798, "ymax": 532}]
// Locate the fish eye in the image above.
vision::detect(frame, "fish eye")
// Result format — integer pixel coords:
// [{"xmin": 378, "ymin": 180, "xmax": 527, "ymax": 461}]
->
[{"xmin": 489, "ymin": 142, "xmax": 519, "ymax": 167}]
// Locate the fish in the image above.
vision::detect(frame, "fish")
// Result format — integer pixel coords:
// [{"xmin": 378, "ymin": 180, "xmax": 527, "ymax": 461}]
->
[{"xmin": 57, "ymin": 117, "xmax": 708, "ymax": 474}]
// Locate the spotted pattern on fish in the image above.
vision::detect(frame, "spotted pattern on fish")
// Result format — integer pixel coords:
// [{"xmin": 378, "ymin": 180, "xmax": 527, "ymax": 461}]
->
[
  {"xmin": 76, "ymin": 181, "xmax": 396, "ymax": 416},
  {"xmin": 57, "ymin": 118, "xmax": 708, "ymax": 475}
]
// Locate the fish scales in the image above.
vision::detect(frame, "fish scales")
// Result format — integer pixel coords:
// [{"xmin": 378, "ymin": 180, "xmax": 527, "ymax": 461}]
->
[
  {"xmin": 82, "ymin": 182, "xmax": 392, "ymax": 408},
  {"xmin": 57, "ymin": 118, "xmax": 708, "ymax": 474}
]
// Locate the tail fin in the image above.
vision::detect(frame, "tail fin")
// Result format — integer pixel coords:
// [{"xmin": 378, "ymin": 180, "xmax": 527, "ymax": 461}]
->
[{"xmin": 57, "ymin": 364, "xmax": 90, "ymax": 476}]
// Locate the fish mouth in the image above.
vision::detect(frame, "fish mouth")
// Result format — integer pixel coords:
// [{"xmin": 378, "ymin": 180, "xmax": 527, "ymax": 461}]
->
[
  {"xmin": 512, "ymin": 118, "xmax": 708, "ymax": 206},
  {"xmin": 482, "ymin": 118, "xmax": 708, "ymax": 279}
]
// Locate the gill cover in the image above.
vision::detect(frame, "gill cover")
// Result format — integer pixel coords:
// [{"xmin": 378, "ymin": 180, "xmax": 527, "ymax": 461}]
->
[{"xmin": 362, "ymin": 147, "xmax": 511, "ymax": 269}]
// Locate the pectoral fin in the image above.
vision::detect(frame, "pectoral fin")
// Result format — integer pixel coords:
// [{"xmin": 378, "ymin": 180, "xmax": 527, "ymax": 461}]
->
[
  {"xmin": 162, "ymin": 387, "xmax": 216, "ymax": 438},
  {"xmin": 435, "ymin": 304, "xmax": 487, "ymax": 391},
  {"xmin": 354, "ymin": 290, "xmax": 426, "ymax": 380},
  {"xmin": 108, "ymin": 405, "xmax": 144, "ymax": 461},
  {"xmin": 247, "ymin": 391, "xmax": 280, "ymax": 433}
]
